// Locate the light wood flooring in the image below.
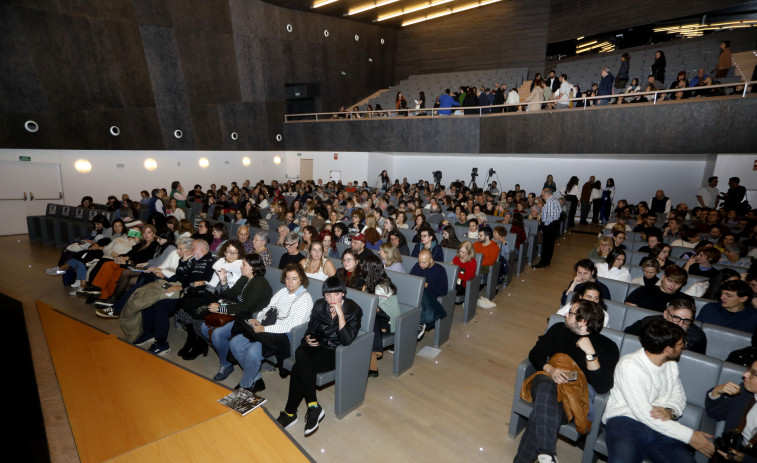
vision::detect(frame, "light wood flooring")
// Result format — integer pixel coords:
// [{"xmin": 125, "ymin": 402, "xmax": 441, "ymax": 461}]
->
[{"xmin": 4, "ymin": 226, "xmax": 601, "ymax": 463}]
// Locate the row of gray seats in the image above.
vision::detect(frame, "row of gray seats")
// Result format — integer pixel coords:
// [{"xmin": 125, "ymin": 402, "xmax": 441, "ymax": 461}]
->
[
  {"xmin": 509, "ymin": 314, "xmax": 748, "ymax": 463},
  {"xmin": 28, "ymin": 203, "xmax": 116, "ymax": 248},
  {"xmin": 595, "ymin": 276, "xmax": 714, "ymax": 309}
]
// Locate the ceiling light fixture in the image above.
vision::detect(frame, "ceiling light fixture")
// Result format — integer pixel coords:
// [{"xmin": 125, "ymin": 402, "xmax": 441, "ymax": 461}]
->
[
  {"xmin": 376, "ymin": 0, "xmax": 453, "ymax": 21},
  {"xmin": 347, "ymin": 0, "xmax": 398, "ymax": 16},
  {"xmin": 312, "ymin": 0, "xmax": 339, "ymax": 8},
  {"xmin": 402, "ymin": 0, "xmax": 500, "ymax": 26}
]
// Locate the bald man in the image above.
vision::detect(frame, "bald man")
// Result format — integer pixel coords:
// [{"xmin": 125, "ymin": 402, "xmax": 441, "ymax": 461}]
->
[{"xmin": 410, "ymin": 249, "xmax": 448, "ymax": 340}]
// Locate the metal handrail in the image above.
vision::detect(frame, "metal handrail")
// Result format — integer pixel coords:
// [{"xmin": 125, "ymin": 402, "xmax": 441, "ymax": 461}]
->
[{"xmin": 284, "ymin": 80, "xmax": 756, "ymax": 121}]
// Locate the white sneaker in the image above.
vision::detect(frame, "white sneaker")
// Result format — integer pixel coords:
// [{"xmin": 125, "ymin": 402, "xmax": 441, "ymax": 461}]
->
[
  {"xmin": 477, "ymin": 296, "xmax": 496, "ymax": 309},
  {"xmin": 537, "ymin": 455, "xmax": 559, "ymax": 463},
  {"xmin": 70, "ymin": 280, "xmax": 81, "ymax": 288},
  {"xmin": 46, "ymin": 267, "xmax": 65, "ymax": 275}
]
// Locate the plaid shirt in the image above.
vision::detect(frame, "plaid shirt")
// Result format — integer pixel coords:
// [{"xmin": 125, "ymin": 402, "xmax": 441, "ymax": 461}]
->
[{"xmin": 542, "ymin": 195, "xmax": 561, "ymax": 225}]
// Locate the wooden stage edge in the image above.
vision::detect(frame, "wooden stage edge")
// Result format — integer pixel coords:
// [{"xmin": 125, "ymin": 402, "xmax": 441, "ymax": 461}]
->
[{"xmin": 7, "ymin": 285, "xmax": 314, "ymax": 463}]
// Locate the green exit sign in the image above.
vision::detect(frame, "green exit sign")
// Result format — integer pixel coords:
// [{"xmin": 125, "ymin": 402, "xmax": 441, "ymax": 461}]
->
[
  {"xmin": 19, "ymin": 155, "xmax": 31, "ymax": 162},
  {"xmin": 297, "ymin": 153, "xmax": 302, "ymax": 156}
]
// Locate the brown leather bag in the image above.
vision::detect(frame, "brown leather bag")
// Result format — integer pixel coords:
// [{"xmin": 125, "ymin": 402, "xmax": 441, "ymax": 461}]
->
[{"xmin": 204, "ymin": 313, "xmax": 235, "ymax": 341}]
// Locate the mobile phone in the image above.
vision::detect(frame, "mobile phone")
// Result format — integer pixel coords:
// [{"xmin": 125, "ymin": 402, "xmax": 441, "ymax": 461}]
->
[{"xmin": 566, "ymin": 370, "xmax": 578, "ymax": 381}]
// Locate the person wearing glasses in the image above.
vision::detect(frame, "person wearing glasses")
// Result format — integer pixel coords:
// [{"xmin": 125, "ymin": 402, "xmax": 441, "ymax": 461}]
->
[
  {"xmin": 251, "ymin": 231, "xmax": 273, "ymax": 267},
  {"xmin": 410, "ymin": 224, "xmax": 443, "ymax": 262},
  {"xmin": 278, "ymin": 232, "xmax": 305, "ymax": 269},
  {"xmin": 603, "ymin": 318, "xmax": 715, "ymax": 462},
  {"xmin": 623, "ymin": 299, "xmax": 706, "ymax": 354},
  {"xmin": 514, "ymin": 300, "xmax": 619, "ymax": 463}
]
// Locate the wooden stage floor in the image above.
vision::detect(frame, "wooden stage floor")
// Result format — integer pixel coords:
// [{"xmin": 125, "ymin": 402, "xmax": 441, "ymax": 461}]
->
[{"xmin": 4, "ymin": 226, "xmax": 600, "ymax": 462}]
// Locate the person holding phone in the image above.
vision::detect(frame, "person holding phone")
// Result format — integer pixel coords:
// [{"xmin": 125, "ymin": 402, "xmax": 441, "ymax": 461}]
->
[{"xmin": 276, "ymin": 277, "xmax": 362, "ymax": 436}]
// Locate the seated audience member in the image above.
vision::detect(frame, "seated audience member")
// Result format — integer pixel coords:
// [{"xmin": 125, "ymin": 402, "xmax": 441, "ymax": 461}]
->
[
  {"xmin": 388, "ymin": 230, "xmax": 410, "ymax": 256},
  {"xmin": 466, "ymin": 218, "xmax": 480, "ymax": 239},
  {"xmin": 514, "ymin": 300, "xmax": 619, "ymax": 463},
  {"xmin": 510, "ymin": 213, "xmax": 528, "ymax": 255},
  {"xmin": 335, "ymin": 249, "xmax": 365, "ymax": 290},
  {"xmin": 697, "ymin": 280, "xmax": 757, "ymax": 333},
  {"xmin": 350, "ymin": 233, "xmax": 372, "ymax": 263},
  {"xmin": 705, "ymin": 359, "xmax": 757, "ymax": 461},
  {"xmin": 685, "ymin": 268, "xmax": 741, "ymax": 299},
  {"xmin": 473, "ymin": 225, "xmax": 500, "ymax": 276},
  {"xmin": 623, "ymin": 298, "xmax": 706, "ymax": 354},
  {"xmin": 276, "ymin": 277, "xmax": 362, "ymax": 436},
  {"xmin": 379, "ymin": 242, "xmax": 405, "ymax": 273},
  {"xmin": 683, "ymin": 247, "xmax": 722, "ymax": 280},
  {"xmin": 191, "ymin": 252, "xmax": 273, "ymax": 366},
  {"xmin": 631, "ymin": 258, "xmax": 661, "ymax": 287},
  {"xmin": 560, "ymin": 259, "xmax": 612, "ymax": 305},
  {"xmin": 452, "ymin": 241, "xmax": 477, "ymax": 299},
  {"xmin": 645, "ymin": 243, "xmax": 675, "ymax": 268},
  {"xmin": 556, "ymin": 282, "xmax": 610, "ymax": 327},
  {"xmin": 596, "ymin": 248, "xmax": 632, "ymax": 283},
  {"xmin": 625, "ymin": 265, "xmax": 694, "ymax": 311},
  {"xmin": 633, "ymin": 212, "xmax": 661, "ymax": 240},
  {"xmin": 120, "ymin": 239, "xmax": 215, "ymax": 352},
  {"xmin": 363, "ymin": 255, "xmax": 401, "ymax": 377},
  {"xmin": 279, "ymin": 232, "xmax": 305, "ymax": 269},
  {"xmin": 251, "ymin": 231, "xmax": 273, "ymax": 267},
  {"xmin": 236, "ymin": 225, "xmax": 254, "ymax": 254},
  {"xmin": 611, "ymin": 229, "xmax": 627, "ymax": 251},
  {"xmin": 319, "ymin": 230, "xmax": 340, "ymax": 259},
  {"xmin": 410, "ymin": 224, "xmax": 444, "ymax": 262},
  {"xmin": 300, "ymin": 240, "xmax": 337, "ymax": 281},
  {"xmin": 410, "ymin": 250, "xmax": 448, "ymax": 339},
  {"xmin": 223, "ymin": 264, "xmax": 314, "ymax": 393},
  {"xmin": 671, "ymin": 228, "xmax": 701, "ymax": 249},
  {"xmin": 588, "ymin": 236, "xmax": 613, "ymax": 260},
  {"xmin": 209, "ymin": 223, "xmax": 229, "ymax": 252},
  {"xmin": 719, "ymin": 242, "xmax": 752, "ymax": 268},
  {"xmin": 440, "ymin": 224, "xmax": 461, "ymax": 250},
  {"xmin": 637, "ymin": 230, "xmax": 663, "ymax": 254},
  {"xmin": 603, "ymin": 319, "xmax": 715, "ymax": 462},
  {"xmin": 275, "ymin": 224, "xmax": 290, "ymax": 246}
]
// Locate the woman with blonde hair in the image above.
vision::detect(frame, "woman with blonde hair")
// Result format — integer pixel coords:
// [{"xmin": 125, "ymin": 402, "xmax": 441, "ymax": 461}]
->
[
  {"xmin": 299, "ymin": 240, "xmax": 336, "ymax": 281},
  {"xmin": 587, "ymin": 235, "xmax": 613, "ymax": 260},
  {"xmin": 379, "ymin": 242, "xmax": 405, "ymax": 273}
]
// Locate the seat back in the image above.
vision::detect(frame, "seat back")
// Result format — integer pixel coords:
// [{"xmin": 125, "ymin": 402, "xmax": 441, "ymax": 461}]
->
[
  {"xmin": 701, "ymin": 323, "xmax": 752, "ymax": 362},
  {"xmin": 264, "ymin": 266, "xmax": 284, "ymax": 291},
  {"xmin": 621, "ymin": 305, "xmax": 659, "ymax": 330},
  {"xmin": 604, "ymin": 301, "xmax": 627, "ymax": 331},
  {"xmin": 391, "ymin": 272, "xmax": 425, "ymax": 311},
  {"xmin": 268, "ymin": 244, "xmax": 287, "ymax": 268},
  {"xmin": 597, "ymin": 277, "xmax": 630, "ymax": 303},
  {"xmin": 677, "ymin": 350, "xmax": 722, "ymax": 430}
]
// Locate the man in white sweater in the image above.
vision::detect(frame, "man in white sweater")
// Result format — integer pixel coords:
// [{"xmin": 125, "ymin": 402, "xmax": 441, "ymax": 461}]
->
[{"xmin": 603, "ymin": 318, "xmax": 715, "ymax": 462}]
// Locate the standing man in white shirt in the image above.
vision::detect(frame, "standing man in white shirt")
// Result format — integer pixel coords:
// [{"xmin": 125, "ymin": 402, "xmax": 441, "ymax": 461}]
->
[
  {"xmin": 697, "ymin": 176, "xmax": 720, "ymax": 209},
  {"xmin": 603, "ymin": 318, "xmax": 715, "ymax": 462}
]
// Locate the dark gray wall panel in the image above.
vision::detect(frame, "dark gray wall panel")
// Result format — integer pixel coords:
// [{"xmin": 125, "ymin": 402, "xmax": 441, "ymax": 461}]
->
[
  {"xmin": 132, "ymin": 0, "xmax": 173, "ymax": 27},
  {"xmin": 174, "ymin": 30, "xmax": 241, "ymax": 106},
  {"xmin": 165, "ymin": 0, "xmax": 232, "ymax": 34},
  {"xmin": 232, "ymin": 34, "xmax": 266, "ymax": 103},
  {"xmin": 0, "ymin": 5, "xmax": 50, "ymax": 113},
  {"xmin": 284, "ymin": 98, "xmax": 757, "ymax": 155},
  {"xmin": 188, "ymin": 104, "xmax": 222, "ymax": 150},
  {"xmin": 217, "ymin": 102, "xmax": 269, "ymax": 151}
]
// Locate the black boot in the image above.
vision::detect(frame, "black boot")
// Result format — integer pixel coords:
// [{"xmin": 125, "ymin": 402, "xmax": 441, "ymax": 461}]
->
[
  {"xmin": 177, "ymin": 328, "xmax": 196, "ymax": 358},
  {"xmin": 182, "ymin": 335, "xmax": 209, "ymax": 360}
]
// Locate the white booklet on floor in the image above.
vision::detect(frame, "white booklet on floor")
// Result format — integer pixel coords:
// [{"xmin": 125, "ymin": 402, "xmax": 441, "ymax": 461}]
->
[{"xmin": 218, "ymin": 389, "xmax": 266, "ymax": 416}]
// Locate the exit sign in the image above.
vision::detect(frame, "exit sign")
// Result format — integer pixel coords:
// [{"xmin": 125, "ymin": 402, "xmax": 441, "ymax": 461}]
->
[{"xmin": 19, "ymin": 155, "xmax": 31, "ymax": 162}]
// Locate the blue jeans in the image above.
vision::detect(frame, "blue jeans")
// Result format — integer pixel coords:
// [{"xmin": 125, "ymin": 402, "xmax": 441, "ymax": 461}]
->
[
  {"xmin": 605, "ymin": 416, "xmax": 696, "ymax": 463},
  {"xmin": 66, "ymin": 258, "xmax": 88, "ymax": 280},
  {"xmin": 229, "ymin": 334, "xmax": 263, "ymax": 387},
  {"xmin": 204, "ymin": 322, "xmax": 235, "ymax": 368}
]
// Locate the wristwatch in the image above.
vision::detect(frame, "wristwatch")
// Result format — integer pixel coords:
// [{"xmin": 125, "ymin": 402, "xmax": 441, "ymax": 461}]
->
[{"xmin": 585, "ymin": 353, "xmax": 597, "ymax": 362}]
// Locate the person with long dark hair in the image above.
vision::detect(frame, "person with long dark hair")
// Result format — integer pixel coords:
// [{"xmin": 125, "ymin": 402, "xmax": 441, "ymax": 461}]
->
[
  {"xmin": 561, "ymin": 176, "xmax": 580, "ymax": 228},
  {"xmin": 276, "ymin": 277, "xmax": 362, "ymax": 435},
  {"xmin": 362, "ymin": 255, "xmax": 400, "ymax": 377}
]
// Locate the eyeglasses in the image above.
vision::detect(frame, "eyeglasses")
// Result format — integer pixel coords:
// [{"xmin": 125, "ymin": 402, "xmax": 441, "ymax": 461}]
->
[
  {"xmin": 665, "ymin": 309, "xmax": 694, "ymax": 326},
  {"xmin": 567, "ymin": 310, "xmax": 578, "ymax": 317},
  {"xmin": 745, "ymin": 369, "xmax": 757, "ymax": 378},
  {"xmin": 285, "ymin": 242, "xmax": 297, "ymax": 247},
  {"xmin": 225, "ymin": 249, "xmax": 239, "ymax": 255}
]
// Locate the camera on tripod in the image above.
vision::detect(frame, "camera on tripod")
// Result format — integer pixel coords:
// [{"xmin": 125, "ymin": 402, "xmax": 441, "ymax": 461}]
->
[
  {"xmin": 471, "ymin": 168, "xmax": 479, "ymax": 178},
  {"xmin": 433, "ymin": 171, "xmax": 442, "ymax": 183},
  {"xmin": 489, "ymin": 168, "xmax": 496, "ymax": 176}
]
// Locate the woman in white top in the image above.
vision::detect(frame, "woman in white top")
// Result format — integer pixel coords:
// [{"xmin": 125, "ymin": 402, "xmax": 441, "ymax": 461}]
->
[
  {"xmin": 596, "ymin": 248, "xmax": 631, "ymax": 283},
  {"xmin": 166, "ymin": 198, "xmax": 185, "ymax": 221},
  {"xmin": 206, "ymin": 240, "xmax": 245, "ymax": 290},
  {"xmin": 299, "ymin": 240, "xmax": 336, "ymax": 281},
  {"xmin": 556, "ymin": 282, "xmax": 610, "ymax": 327}
]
